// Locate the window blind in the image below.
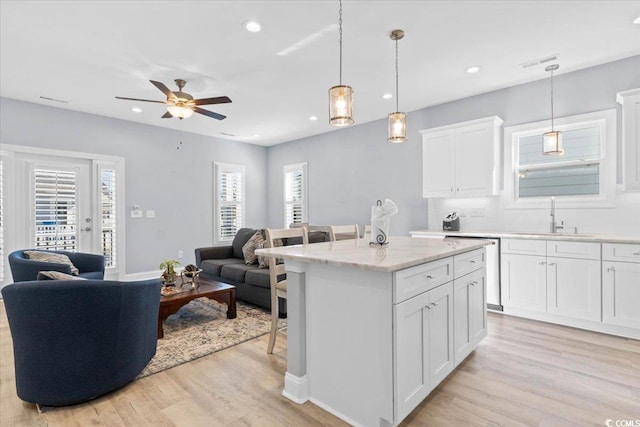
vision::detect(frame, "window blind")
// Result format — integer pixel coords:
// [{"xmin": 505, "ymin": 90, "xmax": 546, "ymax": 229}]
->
[
  {"xmin": 101, "ymin": 169, "xmax": 117, "ymax": 268},
  {"xmin": 215, "ymin": 164, "xmax": 244, "ymax": 242},
  {"xmin": 285, "ymin": 168, "xmax": 305, "ymax": 226},
  {"xmin": 33, "ymin": 169, "xmax": 78, "ymax": 251}
]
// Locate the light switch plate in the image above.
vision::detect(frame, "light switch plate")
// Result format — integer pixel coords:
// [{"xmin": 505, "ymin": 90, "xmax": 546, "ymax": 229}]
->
[
  {"xmin": 146, "ymin": 210, "xmax": 155, "ymax": 218},
  {"xmin": 130, "ymin": 209, "xmax": 142, "ymax": 219}
]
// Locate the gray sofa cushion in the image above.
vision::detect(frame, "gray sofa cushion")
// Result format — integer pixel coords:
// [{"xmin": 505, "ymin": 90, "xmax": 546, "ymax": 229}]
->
[
  {"xmin": 220, "ymin": 263, "xmax": 259, "ymax": 284},
  {"xmin": 245, "ymin": 269, "xmax": 287, "ymax": 290},
  {"xmin": 200, "ymin": 258, "xmax": 244, "ymax": 277},
  {"xmin": 232, "ymin": 228, "xmax": 260, "ymax": 259}
]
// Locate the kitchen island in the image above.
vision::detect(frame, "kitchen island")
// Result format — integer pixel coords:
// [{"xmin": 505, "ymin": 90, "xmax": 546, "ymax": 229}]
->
[{"xmin": 256, "ymin": 236, "xmax": 492, "ymax": 426}]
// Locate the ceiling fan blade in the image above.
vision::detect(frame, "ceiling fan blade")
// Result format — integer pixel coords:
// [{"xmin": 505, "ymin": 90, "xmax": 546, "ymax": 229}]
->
[
  {"xmin": 194, "ymin": 107, "xmax": 226, "ymax": 120},
  {"xmin": 115, "ymin": 96, "xmax": 165, "ymax": 104},
  {"xmin": 161, "ymin": 111, "xmax": 173, "ymax": 119},
  {"xmin": 193, "ymin": 96, "xmax": 232, "ymax": 106},
  {"xmin": 150, "ymin": 80, "xmax": 177, "ymax": 101}
]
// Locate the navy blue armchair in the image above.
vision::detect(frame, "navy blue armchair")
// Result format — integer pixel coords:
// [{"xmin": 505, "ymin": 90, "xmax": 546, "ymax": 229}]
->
[
  {"xmin": 1, "ymin": 278, "xmax": 162, "ymax": 406},
  {"xmin": 8, "ymin": 249, "xmax": 105, "ymax": 282}
]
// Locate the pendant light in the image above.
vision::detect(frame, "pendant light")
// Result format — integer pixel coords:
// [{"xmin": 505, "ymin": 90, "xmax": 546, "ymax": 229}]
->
[
  {"xmin": 329, "ymin": 0, "xmax": 354, "ymax": 126},
  {"xmin": 388, "ymin": 29, "xmax": 407, "ymax": 143},
  {"xmin": 542, "ymin": 64, "xmax": 563, "ymax": 155}
]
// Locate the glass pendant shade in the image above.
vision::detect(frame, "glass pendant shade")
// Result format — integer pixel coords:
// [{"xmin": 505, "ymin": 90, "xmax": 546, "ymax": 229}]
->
[
  {"xmin": 329, "ymin": 85, "xmax": 354, "ymax": 126},
  {"xmin": 167, "ymin": 104, "xmax": 194, "ymax": 119},
  {"xmin": 388, "ymin": 112, "xmax": 407, "ymax": 143},
  {"xmin": 543, "ymin": 130, "xmax": 564, "ymax": 155}
]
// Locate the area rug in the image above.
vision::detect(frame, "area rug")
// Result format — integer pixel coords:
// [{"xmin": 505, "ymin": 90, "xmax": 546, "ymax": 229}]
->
[{"xmin": 138, "ymin": 298, "xmax": 285, "ymax": 378}]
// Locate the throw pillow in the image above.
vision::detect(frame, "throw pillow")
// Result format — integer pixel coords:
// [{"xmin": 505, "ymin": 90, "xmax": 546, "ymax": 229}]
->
[
  {"xmin": 242, "ymin": 231, "xmax": 265, "ymax": 265},
  {"xmin": 37, "ymin": 271, "xmax": 86, "ymax": 280},
  {"xmin": 24, "ymin": 251, "xmax": 80, "ymax": 275},
  {"xmin": 257, "ymin": 237, "xmax": 284, "ymax": 268}
]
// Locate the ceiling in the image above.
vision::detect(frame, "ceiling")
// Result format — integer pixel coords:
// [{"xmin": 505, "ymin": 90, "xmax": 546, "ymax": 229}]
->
[{"xmin": 1, "ymin": 1, "xmax": 639, "ymax": 147}]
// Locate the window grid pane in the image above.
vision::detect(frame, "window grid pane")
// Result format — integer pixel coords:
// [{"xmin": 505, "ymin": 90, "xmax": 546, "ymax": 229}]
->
[{"xmin": 34, "ymin": 169, "xmax": 77, "ymax": 251}]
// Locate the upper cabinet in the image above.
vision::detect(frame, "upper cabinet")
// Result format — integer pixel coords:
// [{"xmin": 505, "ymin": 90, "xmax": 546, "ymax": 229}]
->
[
  {"xmin": 421, "ymin": 116, "xmax": 503, "ymax": 198},
  {"xmin": 617, "ymin": 88, "xmax": 640, "ymax": 192}
]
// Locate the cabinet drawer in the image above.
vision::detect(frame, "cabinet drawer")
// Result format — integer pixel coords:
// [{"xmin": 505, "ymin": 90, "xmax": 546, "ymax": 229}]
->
[
  {"xmin": 394, "ymin": 257, "xmax": 453, "ymax": 304},
  {"xmin": 546, "ymin": 241, "xmax": 600, "ymax": 260},
  {"xmin": 454, "ymin": 248, "xmax": 485, "ymax": 279},
  {"xmin": 501, "ymin": 239, "xmax": 546, "ymax": 256},
  {"xmin": 602, "ymin": 243, "xmax": 640, "ymax": 263}
]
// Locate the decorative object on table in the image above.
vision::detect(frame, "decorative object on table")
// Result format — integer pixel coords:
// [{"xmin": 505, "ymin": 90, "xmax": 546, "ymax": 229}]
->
[
  {"xmin": 180, "ymin": 263, "xmax": 202, "ymax": 289},
  {"xmin": 370, "ymin": 199, "xmax": 398, "ymax": 246},
  {"xmin": 159, "ymin": 259, "xmax": 180, "ymax": 286}
]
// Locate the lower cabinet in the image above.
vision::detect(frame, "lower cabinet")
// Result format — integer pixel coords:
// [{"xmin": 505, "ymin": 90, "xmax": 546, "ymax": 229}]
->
[
  {"xmin": 454, "ymin": 268, "xmax": 487, "ymax": 365},
  {"xmin": 501, "ymin": 253, "xmax": 547, "ymax": 313},
  {"xmin": 603, "ymin": 261, "xmax": 640, "ymax": 329},
  {"xmin": 394, "ymin": 281, "xmax": 454, "ymax": 422},
  {"xmin": 547, "ymin": 256, "xmax": 601, "ymax": 322}
]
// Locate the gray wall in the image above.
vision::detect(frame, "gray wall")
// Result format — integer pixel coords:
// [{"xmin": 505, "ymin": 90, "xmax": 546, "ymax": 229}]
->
[
  {"xmin": 266, "ymin": 55, "xmax": 640, "ymax": 232},
  {"xmin": 0, "ymin": 98, "xmax": 268, "ymax": 274}
]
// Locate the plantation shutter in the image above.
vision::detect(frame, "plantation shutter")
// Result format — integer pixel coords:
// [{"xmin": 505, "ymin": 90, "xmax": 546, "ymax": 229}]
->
[
  {"xmin": 100, "ymin": 169, "xmax": 117, "ymax": 268},
  {"xmin": 33, "ymin": 169, "xmax": 78, "ymax": 251},
  {"xmin": 284, "ymin": 163, "xmax": 307, "ymax": 227},
  {"xmin": 215, "ymin": 163, "xmax": 245, "ymax": 243}
]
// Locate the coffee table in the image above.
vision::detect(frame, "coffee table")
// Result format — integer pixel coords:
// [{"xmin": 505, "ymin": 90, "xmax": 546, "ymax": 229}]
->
[{"xmin": 157, "ymin": 277, "xmax": 237, "ymax": 339}]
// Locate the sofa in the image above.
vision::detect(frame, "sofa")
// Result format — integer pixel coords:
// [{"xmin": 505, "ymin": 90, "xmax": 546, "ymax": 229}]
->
[
  {"xmin": 1, "ymin": 278, "xmax": 162, "ymax": 406},
  {"xmin": 195, "ymin": 228, "xmax": 328, "ymax": 316},
  {"xmin": 8, "ymin": 249, "xmax": 105, "ymax": 282}
]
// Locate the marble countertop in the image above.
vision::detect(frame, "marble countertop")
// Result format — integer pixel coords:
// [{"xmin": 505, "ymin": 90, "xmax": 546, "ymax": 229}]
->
[
  {"xmin": 255, "ymin": 236, "xmax": 492, "ymax": 273},
  {"xmin": 408, "ymin": 230, "xmax": 640, "ymax": 244}
]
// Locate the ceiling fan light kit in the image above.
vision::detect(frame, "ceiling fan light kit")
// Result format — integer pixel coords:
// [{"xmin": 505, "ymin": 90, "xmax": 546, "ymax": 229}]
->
[
  {"xmin": 542, "ymin": 64, "xmax": 564, "ymax": 155},
  {"xmin": 329, "ymin": 0, "xmax": 354, "ymax": 127},
  {"xmin": 116, "ymin": 78, "xmax": 231, "ymax": 121}
]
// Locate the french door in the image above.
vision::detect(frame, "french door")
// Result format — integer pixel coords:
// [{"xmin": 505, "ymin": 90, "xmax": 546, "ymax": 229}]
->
[{"xmin": 1, "ymin": 148, "xmax": 123, "ymax": 286}]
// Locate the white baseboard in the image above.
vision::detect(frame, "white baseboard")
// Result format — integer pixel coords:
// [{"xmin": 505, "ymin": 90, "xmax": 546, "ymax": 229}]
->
[{"xmin": 282, "ymin": 372, "xmax": 309, "ymax": 404}]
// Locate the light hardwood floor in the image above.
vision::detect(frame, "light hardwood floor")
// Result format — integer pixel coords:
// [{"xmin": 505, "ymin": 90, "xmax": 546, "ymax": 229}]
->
[{"xmin": 2, "ymin": 301, "xmax": 639, "ymax": 427}]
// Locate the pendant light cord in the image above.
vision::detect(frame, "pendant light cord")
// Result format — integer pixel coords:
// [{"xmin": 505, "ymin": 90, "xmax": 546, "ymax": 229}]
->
[
  {"xmin": 338, "ymin": 0, "xmax": 343, "ymax": 85},
  {"xmin": 550, "ymin": 68, "xmax": 555, "ymax": 131},
  {"xmin": 395, "ymin": 38, "xmax": 399, "ymax": 112}
]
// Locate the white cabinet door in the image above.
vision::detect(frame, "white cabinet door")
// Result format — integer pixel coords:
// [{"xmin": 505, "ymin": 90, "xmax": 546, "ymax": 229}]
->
[
  {"xmin": 501, "ymin": 254, "xmax": 547, "ymax": 312},
  {"xmin": 427, "ymin": 282, "xmax": 455, "ymax": 387},
  {"xmin": 394, "ymin": 281, "xmax": 454, "ymax": 422},
  {"xmin": 394, "ymin": 290, "xmax": 430, "ymax": 421},
  {"xmin": 454, "ymin": 268, "xmax": 487, "ymax": 366},
  {"xmin": 547, "ymin": 257, "xmax": 601, "ymax": 322},
  {"xmin": 455, "ymin": 123, "xmax": 494, "ymax": 197},
  {"xmin": 422, "ymin": 131, "xmax": 455, "ymax": 198},
  {"xmin": 603, "ymin": 261, "xmax": 640, "ymax": 329},
  {"xmin": 617, "ymin": 88, "xmax": 640, "ymax": 191}
]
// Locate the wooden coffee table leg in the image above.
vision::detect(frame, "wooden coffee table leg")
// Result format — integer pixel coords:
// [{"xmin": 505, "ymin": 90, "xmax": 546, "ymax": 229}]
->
[
  {"xmin": 209, "ymin": 288, "xmax": 237, "ymax": 319},
  {"xmin": 157, "ymin": 317, "xmax": 164, "ymax": 339}
]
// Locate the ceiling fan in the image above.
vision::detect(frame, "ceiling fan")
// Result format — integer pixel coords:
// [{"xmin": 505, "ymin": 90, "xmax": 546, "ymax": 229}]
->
[{"xmin": 116, "ymin": 79, "xmax": 231, "ymax": 120}]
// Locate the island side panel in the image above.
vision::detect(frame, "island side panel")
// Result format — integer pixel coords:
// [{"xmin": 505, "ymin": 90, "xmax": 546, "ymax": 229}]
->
[{"xmin": 305, "ymin": 262, "xmax": 395, "ymax": 427}]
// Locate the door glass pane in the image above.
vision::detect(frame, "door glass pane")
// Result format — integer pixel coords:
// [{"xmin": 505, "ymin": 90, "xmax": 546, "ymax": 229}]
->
[{"xmin": 34, "ymin": 169, "xmax": 77, "ymax": 251}]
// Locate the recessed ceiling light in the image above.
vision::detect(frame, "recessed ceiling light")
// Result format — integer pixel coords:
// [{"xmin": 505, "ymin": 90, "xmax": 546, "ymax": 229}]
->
[
  {"xmin": 309, "ymin": 115, "xmax": 318, "ymax": 121},
  {"xmin": 244, "ymin": 20, "xmax": 261, "ymax": 32},
  {"xmin": 634, "ymin": 16, "xmax": 640, "ymax": 24},
  {"xmin": 131, "ymin": 107, "xmax": 142, "ymax": 113},
  {"xmin": 465, "ymin": 66, "xmax": 481, "ymax": 74},
  {"xmin": 382, "ymin": 93, "xmax": 393, "ymax": 99}
]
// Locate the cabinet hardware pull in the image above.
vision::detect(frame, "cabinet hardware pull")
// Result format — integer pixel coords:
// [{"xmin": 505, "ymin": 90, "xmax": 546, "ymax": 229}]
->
[
  {"xmin": 470, "ymin": 281, "xmax": 477, "ymax": 286},
  {"xmin": 634, "ymin": 251, "xmax": 640, "ymax": 255},
  {"xmin": 607, "ymin": 266, "xmax": 615, "ymax": 272},
  {"xmin": 426, "ymin": 275, "xmax": 433, "ymax": 279},
  {"xmin": 539, "ymin": 261, "xmax": 546, "ymax": 265},
  {"xmin": 470, "ymin": 260, "xmax": 476, "ymax": 264},
  {"xmin": 548, "ymin": 262, "xmax": 556, "ymax": 266},
  {"xmin": 450, "ymin": 187, "xmax": 453, "ymax": 192},
  {"xmin": 432, "ymin": 302, "xmax": 439, "ymax": 307},
  {"xmin": 425, "ymin": 305, "xmax": 432, "ymax": 310}
]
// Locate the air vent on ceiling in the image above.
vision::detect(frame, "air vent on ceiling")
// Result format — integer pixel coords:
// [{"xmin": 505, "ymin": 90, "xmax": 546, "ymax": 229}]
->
[
  {"xmin": 39, "ymin": 96, "xmax": 69, "ymax": 104},
  {"xmin": 520, "ymin": 54, "xmax": 558, "ymax": 69}
]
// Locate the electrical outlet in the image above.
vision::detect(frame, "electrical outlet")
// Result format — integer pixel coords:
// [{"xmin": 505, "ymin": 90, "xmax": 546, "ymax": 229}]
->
[
  {"xmin": 146, "ymin": 210, "xmax": 155, "ymax": 218},
  {"xmin": 130, "ymin": 206, "xmax": 142, "ymax": 219},
  {"xmin": 470, "ymin": 208, "xmax": 485, "ymax": 217},
  {"xmin": 177, "ymin": 250, "xmax": 184, "ymax": 259}
]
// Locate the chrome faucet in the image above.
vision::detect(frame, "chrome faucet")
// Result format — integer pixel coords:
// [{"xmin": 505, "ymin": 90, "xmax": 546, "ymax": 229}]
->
[{"xmin": 550, "ymin": 197, "xmax": 564, "ymax": 233}]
